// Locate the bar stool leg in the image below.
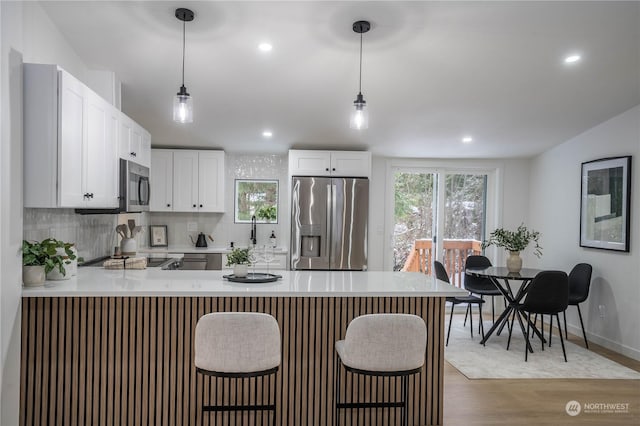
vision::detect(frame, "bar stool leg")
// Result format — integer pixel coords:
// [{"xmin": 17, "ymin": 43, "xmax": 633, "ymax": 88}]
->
[
  {"xmin": 334, "ymin": 356, "xmax": 340, "ymax": 426},
  {"xmin": 402, "ymin": 375, "xmax": 409, "ymax": 426}
]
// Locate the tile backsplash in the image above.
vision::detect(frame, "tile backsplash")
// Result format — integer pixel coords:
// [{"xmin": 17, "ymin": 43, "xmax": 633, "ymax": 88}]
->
[{"xmin": 23, "ymin": 208, "xmax": 118, "ymax": 260}]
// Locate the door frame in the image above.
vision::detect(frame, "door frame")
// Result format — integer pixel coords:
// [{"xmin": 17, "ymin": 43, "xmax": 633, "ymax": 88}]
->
[{"xmin": 383, "ymin": 159, "xmax": 504, "ymax": 271}]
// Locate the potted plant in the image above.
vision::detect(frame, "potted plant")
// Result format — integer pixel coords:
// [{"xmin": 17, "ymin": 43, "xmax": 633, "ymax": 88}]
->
[
  {"xmin": 482, "ymin": 224, "xmax": 542, "ymax": 273},
  {"xmin": 256, "ymin": 205, "xmax": 277, "ymax": 222},
  {"xmin": 22, "ymin": 238, "xmax": 77, "ymax": 286},
  {"xmin": 226, "ymin": 247, "xmax": 252, "ymax": 277}
]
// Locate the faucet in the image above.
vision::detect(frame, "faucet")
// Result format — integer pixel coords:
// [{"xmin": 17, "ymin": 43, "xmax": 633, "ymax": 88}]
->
[{"xmin": 250, "ymin": 215, "xmax": 257, "ymax": 246}]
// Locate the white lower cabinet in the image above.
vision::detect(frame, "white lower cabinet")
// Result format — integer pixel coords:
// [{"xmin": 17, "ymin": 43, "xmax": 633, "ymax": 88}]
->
[
  {"xmin": 150, "ymin": 149, "xmax": 225, "ymax": 213},
  {"xmin": 24, "ymin": 63, "xmax": 119, "ymax": 208}
]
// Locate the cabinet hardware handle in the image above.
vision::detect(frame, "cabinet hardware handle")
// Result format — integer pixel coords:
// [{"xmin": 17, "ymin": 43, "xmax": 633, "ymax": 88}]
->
[
  {"xmin": 193, "ymin": 204, "xmax": 196, "ymax": 208},
  {"xmin": 200, "ymin": 204, "xmax": 203, "ymax": 208},
  {"xmin": 130, "ymin": 152, "xmax": 137, "ymax": 157},
  {"xmin": 325, "ymin": 168, "xmax": 329, "ymax": 171},
  {"xmin": 332, "ymin": 168, "xmax": 336, "ymax": 171},
  {"xmin": 167, "ymin": 204, "xmax": 171, "ymax": 207}
]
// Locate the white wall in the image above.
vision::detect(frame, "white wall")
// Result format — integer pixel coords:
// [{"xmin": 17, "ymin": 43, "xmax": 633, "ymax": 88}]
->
[
  {"xmin": 1, "ymin": 3, "xmax": 23, "ymax": 424},
  {"xmin": 529, "ymin": 104, "xmax": 640, "ymax": 360},
  {"xmin": 1, "ymin": 2, "xmax": 97, "ymax": 423}
]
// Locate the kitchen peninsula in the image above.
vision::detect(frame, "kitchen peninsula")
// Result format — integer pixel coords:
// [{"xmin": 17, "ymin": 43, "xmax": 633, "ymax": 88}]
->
[{"xmin": 21, "ymin": 269, "xmax": 465, "ymax": 425}]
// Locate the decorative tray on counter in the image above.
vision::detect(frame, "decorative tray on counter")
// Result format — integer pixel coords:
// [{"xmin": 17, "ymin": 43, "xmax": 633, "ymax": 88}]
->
[{"xmin": 223, "ymin": 273, "xmax": 282, "ymax": 283}]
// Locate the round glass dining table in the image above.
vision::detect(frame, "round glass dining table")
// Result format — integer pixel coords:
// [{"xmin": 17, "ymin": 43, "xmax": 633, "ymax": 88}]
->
[{"xmin": 465, "ymin": 266, "xmax": 544, "ymax": 349}]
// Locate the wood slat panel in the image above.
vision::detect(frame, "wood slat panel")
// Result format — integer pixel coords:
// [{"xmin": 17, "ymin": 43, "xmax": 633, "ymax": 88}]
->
[{"xmin": 21, "ymin": 296, "xmax": 444, "ymax": 425}]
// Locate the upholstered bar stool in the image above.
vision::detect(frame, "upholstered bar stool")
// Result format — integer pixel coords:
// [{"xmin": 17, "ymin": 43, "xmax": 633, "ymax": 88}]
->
[
  {"xmin": 334, "ymin": 314, "xmax": 427, "ymax": 426},
  {"xmin": 194, "ymin": 312, "xmax": 281, "ymax": 423}
]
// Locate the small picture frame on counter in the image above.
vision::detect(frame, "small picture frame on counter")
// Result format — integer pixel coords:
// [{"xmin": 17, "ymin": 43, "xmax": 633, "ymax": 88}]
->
[{"xmin": 149, "ymin": 225, "xmax": 168, "ymax": 247}]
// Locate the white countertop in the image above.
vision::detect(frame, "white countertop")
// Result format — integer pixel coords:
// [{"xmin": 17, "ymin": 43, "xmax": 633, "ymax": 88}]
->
[
  {"xmin": 140, "ymin": 246, "xmax": 288, "ymax": 255},
  {"xmin": 22, "ymin": 269, "xmax": 466, "ymax": 298}
]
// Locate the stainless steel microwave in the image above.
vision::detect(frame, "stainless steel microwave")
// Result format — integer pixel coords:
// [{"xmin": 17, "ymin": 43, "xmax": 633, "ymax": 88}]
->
[
  {"xmin": 121, "ymin": 159, "xmax": 150, "ymax": 212},
  {"xmin": 75, "ymin": 159, "xmax": 150, "ymax": 214}
]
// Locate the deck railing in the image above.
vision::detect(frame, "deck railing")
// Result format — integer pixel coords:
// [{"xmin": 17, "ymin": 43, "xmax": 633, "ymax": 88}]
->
[{"xmin": 402, "ymin": 239, "xmax": 483, "ymax": 287}]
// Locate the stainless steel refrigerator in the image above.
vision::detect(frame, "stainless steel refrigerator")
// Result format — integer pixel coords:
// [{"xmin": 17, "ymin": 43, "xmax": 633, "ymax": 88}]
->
[{"xmin": 290, "ymin": 176, "xmax": 368, "ymax": 270}]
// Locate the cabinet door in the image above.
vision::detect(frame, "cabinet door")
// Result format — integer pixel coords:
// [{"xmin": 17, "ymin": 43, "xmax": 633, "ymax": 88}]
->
[
  {"xmin": 139, "ymin": 130, "xmax": 151, "ymax": 168},
  {"xmin": 288, "ymin": 150, "xmax": 332, "ymax": 176},
  {"xmin": 150, "ymin": 150, "xmax": 174, "ymax": 211},
  {"xmin": 330, "ymin": 151, "xmax": 371, "ymax": 177},
  {"xmin": 85, "ymin": 91, "xmax": 118, "ymax": 207},
  {"xmin": 130, "ymin": 125, "xmax": 143, "ymax": 163},
  {"xmin": 119, "ymin": 114, "xmax": 132, "ymax": 161},
  {"xmin": 58, "ymin": 70, "xmax": 87, "ymax": 207},
  {"xmin": 197, "ymin": 151, "xmax": 225, "ymax": 212},
  {"xmin": 172, "ymin": 151, "xmax": 199, "ymax": 212}
]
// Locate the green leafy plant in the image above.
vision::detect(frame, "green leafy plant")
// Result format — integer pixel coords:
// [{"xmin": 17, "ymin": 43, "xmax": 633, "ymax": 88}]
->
[
  {"xmin": 22, "ymin": 238, "xmax": 77, "ymax": 275},
  {"xmin": 256, "ymin": 205, "xmax": 277, "ymax": 221},
  {"xmin": 482, "ymin": 224, "xmax": 543, "ymax": 257},
  {"xmin": 226, "ymin": 247, "xmax": 252, "ymax": 266}
]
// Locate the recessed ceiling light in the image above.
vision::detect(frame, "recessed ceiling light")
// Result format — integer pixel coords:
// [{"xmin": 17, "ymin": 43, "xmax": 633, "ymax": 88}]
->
[
  {"xmin": 462, "ymin": 136, "xmax": 473, "ymax": 143},
  {"xmin": 564, "ymin": 54, "xmax": 581, "ymax": 64},
  {"xmin": 262, "ymin": 130, "xmax": 273, "ymax": 138},
  {"xmin": 258, "ymin": 42, "xmax": 273, "ymax": 52}
]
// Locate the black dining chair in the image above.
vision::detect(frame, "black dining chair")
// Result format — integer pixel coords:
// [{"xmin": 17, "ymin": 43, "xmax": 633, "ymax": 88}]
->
[
  {"xmin": 519, "ymin": 271, "xmax": 569, "ymax": 362},
  {"xmin": 434, "ymin": 260, "xmax": 485, "ymax": 346},
  {"xmin": 563, "ymin": 263, "xmax": 593, "ymax": 348},
  {"xmin": 464, "ymin": 255, "xmax": 502, "ymax": 323}
]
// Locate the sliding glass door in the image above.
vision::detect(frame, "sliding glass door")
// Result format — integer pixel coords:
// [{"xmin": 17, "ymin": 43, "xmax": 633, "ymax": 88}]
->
[{"xmin": 391, "ymin": 167, "xmax": 489, "ymax": 286}]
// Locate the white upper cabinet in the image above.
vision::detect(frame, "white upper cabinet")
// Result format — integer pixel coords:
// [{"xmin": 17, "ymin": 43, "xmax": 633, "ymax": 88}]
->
[
  {"xmin": 24, "ymin": 64, "xmax": 119, "ymax": 208},
  {"xmin": 149, "ymin": 150, "xmax": 174, "ymax": 211},
  {"xmin": 150, "ymin": 149, "xmax": 225, "ymax": 213},
  {"xmin": 119, "ymin": 113, "xmax": 151, "ymax": 168},
  {"xmin": 288, "ymin": 150, "xmax": 371, "ymax": 178},
  {"xmin": 172, "ymin": 150, "xmax": 200, "ymax": 212},
  {"xmin": 197, "ymin": 151, "xmax": 225, "ymax": 212}
]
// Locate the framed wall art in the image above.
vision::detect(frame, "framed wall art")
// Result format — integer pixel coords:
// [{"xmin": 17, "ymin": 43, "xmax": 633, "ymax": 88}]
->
[
  {"xmin": 580, "ymin": 156, "xmax": 631, "ymax": 252},
  {"xmin": 149, "ymin": 225, "xmax": 168, "ymax": 247}
]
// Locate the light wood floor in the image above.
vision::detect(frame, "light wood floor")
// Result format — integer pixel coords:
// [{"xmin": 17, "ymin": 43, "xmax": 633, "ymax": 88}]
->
[{"xmin": 443, "ymin": 316, "xmax": 640, "ymax": 425}]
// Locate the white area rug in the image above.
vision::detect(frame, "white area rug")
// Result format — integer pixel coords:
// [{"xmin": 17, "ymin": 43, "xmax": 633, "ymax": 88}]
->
[{"xmin": 444, "ymin": 315, "xmax": 640, "ymax": 379}]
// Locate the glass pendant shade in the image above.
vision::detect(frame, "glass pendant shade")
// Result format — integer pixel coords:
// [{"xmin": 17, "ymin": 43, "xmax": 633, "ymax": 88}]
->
[
  {"xmin": 350, "ymin": 94, "xmax": 368, "ymax": 130},
  {"xmin": 173, "ymin": 88, "xmax": 193, "ymax": 123}
]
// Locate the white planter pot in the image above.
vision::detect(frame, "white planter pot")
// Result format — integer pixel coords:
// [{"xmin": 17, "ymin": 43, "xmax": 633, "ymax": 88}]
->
[
  {"xmin": 233, "ymin": 264, "xmax": 249, "ymax": 278},
  {"xmin": 23, "ymin": 265, "xmax": 45, "ymax": 287}
]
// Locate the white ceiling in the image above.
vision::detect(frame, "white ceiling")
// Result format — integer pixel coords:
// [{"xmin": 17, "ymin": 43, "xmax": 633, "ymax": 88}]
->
[{"xmin": 40, "ymin": 1, "xmax": 640, "ymax": 158}]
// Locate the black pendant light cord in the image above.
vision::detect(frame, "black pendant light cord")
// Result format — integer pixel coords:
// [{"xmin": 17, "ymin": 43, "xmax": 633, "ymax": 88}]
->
[
  {"xmin": 358, "ymin": 32, "xmax": 363, "ymax": 94},
  {"xmin": 181, "ymin": 19, "xmax": 186, "ymax": 87}
]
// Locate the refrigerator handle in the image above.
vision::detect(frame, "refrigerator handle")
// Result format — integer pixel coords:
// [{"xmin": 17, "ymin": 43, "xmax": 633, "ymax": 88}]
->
[{"xmin": 326, "ymin": 184, "xmax": 332, "ymax": 258}]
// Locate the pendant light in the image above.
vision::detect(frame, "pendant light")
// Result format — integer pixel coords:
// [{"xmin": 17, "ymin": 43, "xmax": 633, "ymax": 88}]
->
[
  {"xmin": 173, "ymin": 8, "xmax": 194, "ymax": 123},
  {"xmin": 350, "ymin": 20, "xmax": 370, "ymax": 130}
]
